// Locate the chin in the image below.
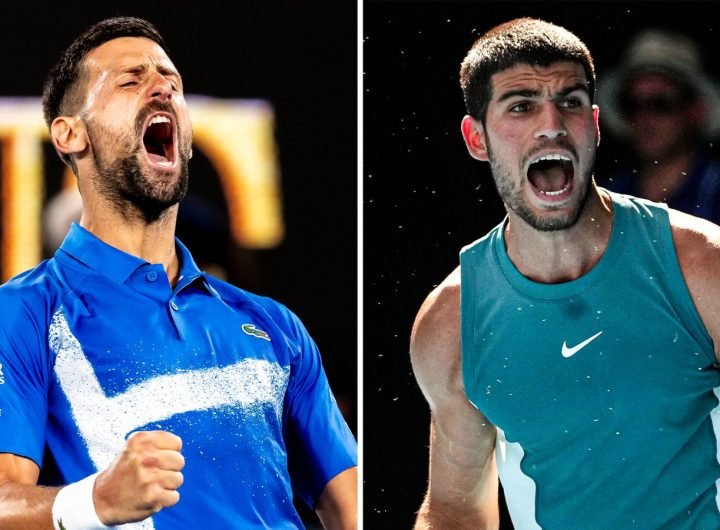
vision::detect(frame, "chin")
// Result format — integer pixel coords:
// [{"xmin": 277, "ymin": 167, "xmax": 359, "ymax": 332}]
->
[
  {"xmin": 112, "ymin": 155, "xmax": 189, "ymax": 222},
  {"xmin": 514, "ymin": 193, "xmax": 586, "ymax": 232}
]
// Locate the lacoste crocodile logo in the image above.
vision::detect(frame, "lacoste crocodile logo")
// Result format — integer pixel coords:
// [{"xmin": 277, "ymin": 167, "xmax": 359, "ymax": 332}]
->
[
  {"xmin": 561, "ymin": 331, "xmax": 603, "ymax": 358},
  {"xmin": 242, "ymin": 323, "xmax": 271, "ymax": 341}
]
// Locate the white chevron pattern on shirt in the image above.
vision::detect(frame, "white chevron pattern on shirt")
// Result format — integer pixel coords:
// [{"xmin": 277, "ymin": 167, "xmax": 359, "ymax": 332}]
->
[{"xmin": 49, "ymin": 309, "xmax": 289, "ymax": 529}]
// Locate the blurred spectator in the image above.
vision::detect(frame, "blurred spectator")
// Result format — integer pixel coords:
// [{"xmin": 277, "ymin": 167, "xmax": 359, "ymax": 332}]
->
[
  {"xmin": 42, "ymin": 186, "xmax": 83, "ymax": 256},
  {"xmin": 597, "ymin": 28, "xmax": 720, "ymax": 224}
]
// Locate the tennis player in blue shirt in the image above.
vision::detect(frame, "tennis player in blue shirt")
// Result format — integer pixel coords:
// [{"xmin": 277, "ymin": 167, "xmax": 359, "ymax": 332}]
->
[{"xmin": 0, "ymin": 16, "xmax": 357, "ymax": 530}]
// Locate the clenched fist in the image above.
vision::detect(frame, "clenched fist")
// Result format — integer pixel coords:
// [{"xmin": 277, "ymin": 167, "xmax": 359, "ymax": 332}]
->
[{"xmin": 93, "ymin": 430, "xmax": 185, "ymax": 525}]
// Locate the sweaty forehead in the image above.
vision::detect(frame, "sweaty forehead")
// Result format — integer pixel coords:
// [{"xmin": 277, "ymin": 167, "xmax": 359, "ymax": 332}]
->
[
  {"xmin": 82, "ymin": 36, "xmax": 178, "ymax": 77},
  {"xmin": 491, "ymin": 61, "xmax": 588, "ymax": 98}
]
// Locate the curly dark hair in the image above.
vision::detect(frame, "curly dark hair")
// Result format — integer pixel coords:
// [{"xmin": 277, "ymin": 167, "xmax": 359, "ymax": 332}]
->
[
  {"xmin": 460, "ymin": 17, "xmax": 595, "ymax": 124},
  {"xmin": 41, "ymin": 16, "xmax": 169, "ymax": 169}
]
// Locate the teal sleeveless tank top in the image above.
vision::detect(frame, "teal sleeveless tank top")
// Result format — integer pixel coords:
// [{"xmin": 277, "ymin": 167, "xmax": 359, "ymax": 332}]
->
[{"xmin": 460, "ymin": 191, "xmax": 720, "ymax": 529}]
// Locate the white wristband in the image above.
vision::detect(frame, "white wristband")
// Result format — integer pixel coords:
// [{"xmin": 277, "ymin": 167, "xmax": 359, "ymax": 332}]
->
[{"xmin": 52, "ymin": 472, "xmax": 114, "ymax": 530}]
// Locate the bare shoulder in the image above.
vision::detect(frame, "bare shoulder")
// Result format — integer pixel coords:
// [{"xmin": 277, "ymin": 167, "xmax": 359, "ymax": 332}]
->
[
  {"xmin": 668, "ymin": 209, "xmax": 720, "ymax": 354},
  {"xmin": 668, "ymin": 208, "xmax": 720, "ymax": 281},
  {"xmin": 410, "ymin": 267, "xmax": 463, "ymax": 409},
  {"xmin": 669, "ymin": 208, "xmax": 720, "ymax": 253}
]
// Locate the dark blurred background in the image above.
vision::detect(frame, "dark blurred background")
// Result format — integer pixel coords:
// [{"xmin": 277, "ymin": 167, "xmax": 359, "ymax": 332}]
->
[
  {"xmin": 363, "ymin": 1, "xmax": 720, "ymax": 528},
  {"xmin": 0, "ymin": 2, "xmax": 356, "ymax": 526}
]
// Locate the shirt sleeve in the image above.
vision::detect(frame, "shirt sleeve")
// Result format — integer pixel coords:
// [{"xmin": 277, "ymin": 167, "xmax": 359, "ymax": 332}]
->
[
  {"xmin": 276, "ymin": 305, "xmax": 357, "ymax": 508},
  {"xmin": 0, "ymin": 281, "xmax": 52, "ymax": 467}
]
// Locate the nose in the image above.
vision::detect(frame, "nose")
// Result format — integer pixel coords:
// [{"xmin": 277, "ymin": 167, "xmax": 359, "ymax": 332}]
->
[
  {"xmin": 534, "ymin": 102, "xmax": 567, "ymax": 140},
  {"xmin": 146, "ymin": 71, "xmax": 173, "ymax": 103}
]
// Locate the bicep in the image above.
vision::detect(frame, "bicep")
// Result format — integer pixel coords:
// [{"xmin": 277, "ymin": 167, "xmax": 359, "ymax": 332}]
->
[
  {"xmin": 282, "ymin": 312, "xmax": 357, "ymax": 509},
  {"xmin": 0, "ymin": 452, "xmax": 58, "ymax": 529},
  {"xmin": 669, "ymin": 210, "xmax": 720, "ymax": 358},
  {"xmin": 315, "ymin": 466, "xmax": 357, "ymax": 530},
  {"xmin": 0, "ymin": 453, "xmax": 40, "ymax": 486},
  {"xmin": 0, "ymin": 290, "xmax": 52, "ymax": 466},
  {"xmin": 410, "ymin": 275, "xmax": 499, "ymax": 517},
  {"xmin": 0, "ymin": 342, "xmax": 49, "ymax": 466}
]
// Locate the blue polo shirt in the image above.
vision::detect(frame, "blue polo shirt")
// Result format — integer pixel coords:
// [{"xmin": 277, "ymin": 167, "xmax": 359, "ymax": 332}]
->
[{"xmin": 0, "ymin": 223, "xmax": 356, "ymax": 529}]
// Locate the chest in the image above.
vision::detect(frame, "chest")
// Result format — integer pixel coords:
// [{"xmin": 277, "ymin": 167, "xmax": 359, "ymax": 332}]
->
[
  {"xmin": 47, "ymin": 283, "xmax": 291, "ymax": 469},
  {"xmin": 463, "ymin": 291, "xmax": 719, "ymax": 446}
]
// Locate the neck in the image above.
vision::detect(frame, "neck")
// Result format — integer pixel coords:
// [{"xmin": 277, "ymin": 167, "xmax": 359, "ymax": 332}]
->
[
  {"xmin": 79, "ymin": 193, "xmax": 181, "ymax": 285},
  {"xmin": 504, "ymin": 186, "xmax": 614, "ymax": 284}
]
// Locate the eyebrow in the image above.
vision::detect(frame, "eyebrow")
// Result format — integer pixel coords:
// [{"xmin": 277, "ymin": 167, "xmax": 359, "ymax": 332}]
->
[
  {"xmin": 496, "ymin": 83, "xmax": 589, "ymax": 103},
  {"xmin": 119, "ymin": 63, "xmax": 181, "ymax": 79}
]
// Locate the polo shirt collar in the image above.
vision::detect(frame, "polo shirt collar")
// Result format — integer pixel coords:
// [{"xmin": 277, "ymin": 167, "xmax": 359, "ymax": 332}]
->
[
  {"xmin": 174, "ymin": 237, "xmax": 207, "ymax": 290},
  {"xmin": 59, "ymin": 222, "xmax": 207, "ymax": 289}
]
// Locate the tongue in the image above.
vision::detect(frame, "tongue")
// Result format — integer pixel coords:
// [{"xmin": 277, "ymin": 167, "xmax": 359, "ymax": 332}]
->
[
  {"xmin": 528, "ymin": 163, "xmax": 567, "ymax": 192},
  {"xmin": 143, "ymin": 135, "xmax": 172, "ymax": 166},
  {"xmin": 147, "ymin": 151, "xmax": 171, "ymax": 166}
]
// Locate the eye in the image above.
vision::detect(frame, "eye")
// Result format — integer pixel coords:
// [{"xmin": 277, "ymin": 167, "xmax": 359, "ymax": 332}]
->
[
  {"xmin": 508, "ymin": 101, "xmax": 531, "ymax": 113},
  {"xmin": 170, "ymin": 77, "xmax": 184, "ymax": 92},
  {"xmin": 559, "ymin": 92, "xmax": 590, "ymax": 109},
  {"xmin": 560, "ymin": 96, "xmax": 582, "ymax": 108},
  {"xmin": 120, "ymin": 80, "xmax": 138, "ymax": 87}
]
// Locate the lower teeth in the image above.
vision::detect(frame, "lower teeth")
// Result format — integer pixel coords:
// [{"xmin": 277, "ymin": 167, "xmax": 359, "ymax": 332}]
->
[{"xmin": 539, "ymin": 185, "xmax": 568, "ymax": 196}]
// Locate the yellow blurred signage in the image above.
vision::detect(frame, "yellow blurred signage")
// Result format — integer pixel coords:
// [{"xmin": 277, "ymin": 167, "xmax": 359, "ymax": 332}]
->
[{"xmin": 0, "ymin": 96, "xmax": 284, "ymax": 281}]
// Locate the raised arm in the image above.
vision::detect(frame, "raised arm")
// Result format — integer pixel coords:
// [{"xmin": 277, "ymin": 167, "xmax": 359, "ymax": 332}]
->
[
  {"xmin": 0, "ymin": 453, "xmax": 57, "ymax": 529},
  {"xmin": 0, "ymin": 430, "xmax": 184, "ymax": 529},
  {"xmin": 410, "ymin": 268, "xmax": 499, "ymax": 530},
  {"xmin": 669, "ymin": 209, "xmax": 720, "ymax": 360}
]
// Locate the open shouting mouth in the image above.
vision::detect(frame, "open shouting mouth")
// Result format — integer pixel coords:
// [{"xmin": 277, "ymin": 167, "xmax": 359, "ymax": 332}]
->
[
  {"xmin": 142, "ymin": 112, "xmax": 178, "ymax": 170},
  {"xmin": 526, "ymin": 153, "xmax": 575, "ymax": 203}
]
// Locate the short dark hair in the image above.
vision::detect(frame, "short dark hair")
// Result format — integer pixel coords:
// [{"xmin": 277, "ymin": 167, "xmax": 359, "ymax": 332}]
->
[
  {"xmin": 41, "ymin": 16, "xmax": 169, "ymax": 168},
  {"xmin": 460, "ymin": 17, "xmax": 596, "ymax": 123}
]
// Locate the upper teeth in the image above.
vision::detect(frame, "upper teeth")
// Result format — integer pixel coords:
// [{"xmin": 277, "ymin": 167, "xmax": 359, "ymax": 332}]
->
[
  {"xmin": 150, "ymin": 116, "xmax": 170, "ymax": 125},
  {"xmin": 532, "ymin": 154, "xmax": 571, "ymax": 163}
]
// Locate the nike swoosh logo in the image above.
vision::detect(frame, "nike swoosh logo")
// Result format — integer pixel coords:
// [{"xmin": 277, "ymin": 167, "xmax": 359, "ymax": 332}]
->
[{"xmin": 561, "ymin": 331, "xmax": 603, "ymax": 358}]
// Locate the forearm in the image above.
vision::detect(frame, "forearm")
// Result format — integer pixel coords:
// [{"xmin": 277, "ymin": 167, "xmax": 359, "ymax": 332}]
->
[
  {"xmin": 0, "ymin": 480, "xmax": 58, "ymax": 530},
  {"xmin": 414, "ymin": 494, "xmax": 499, "ymax": 530},
  {"xmin": 416, "ymin": 450, "xmax": 499, "ymax": 530}
]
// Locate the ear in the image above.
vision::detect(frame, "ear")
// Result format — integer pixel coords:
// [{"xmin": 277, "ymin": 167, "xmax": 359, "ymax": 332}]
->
[
  {"xmin": 460, "ymin": 115, "xmax": 489, "ymax": 161},
  {"xmin": 592, "ymin": 104, "xmax": 601, "ymax": 146},
  {"xmin": 50, "ymin": 116, "xmax": 88, "ymax": 157}
]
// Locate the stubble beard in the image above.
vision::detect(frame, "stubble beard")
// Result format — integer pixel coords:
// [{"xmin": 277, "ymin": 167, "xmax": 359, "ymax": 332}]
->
[
  {"xmin": 86, "ymin": 104, "xmax": 192, "ymax": 223},
  {"xmin": 486, "ymin": 139, "xmax": 595, "ymax": 232}
]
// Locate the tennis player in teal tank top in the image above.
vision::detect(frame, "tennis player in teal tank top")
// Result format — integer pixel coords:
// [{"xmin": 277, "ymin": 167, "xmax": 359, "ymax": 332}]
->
[{"xmin": 410, "ymin": 17, "xmax": 720, "ymax": 530}]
